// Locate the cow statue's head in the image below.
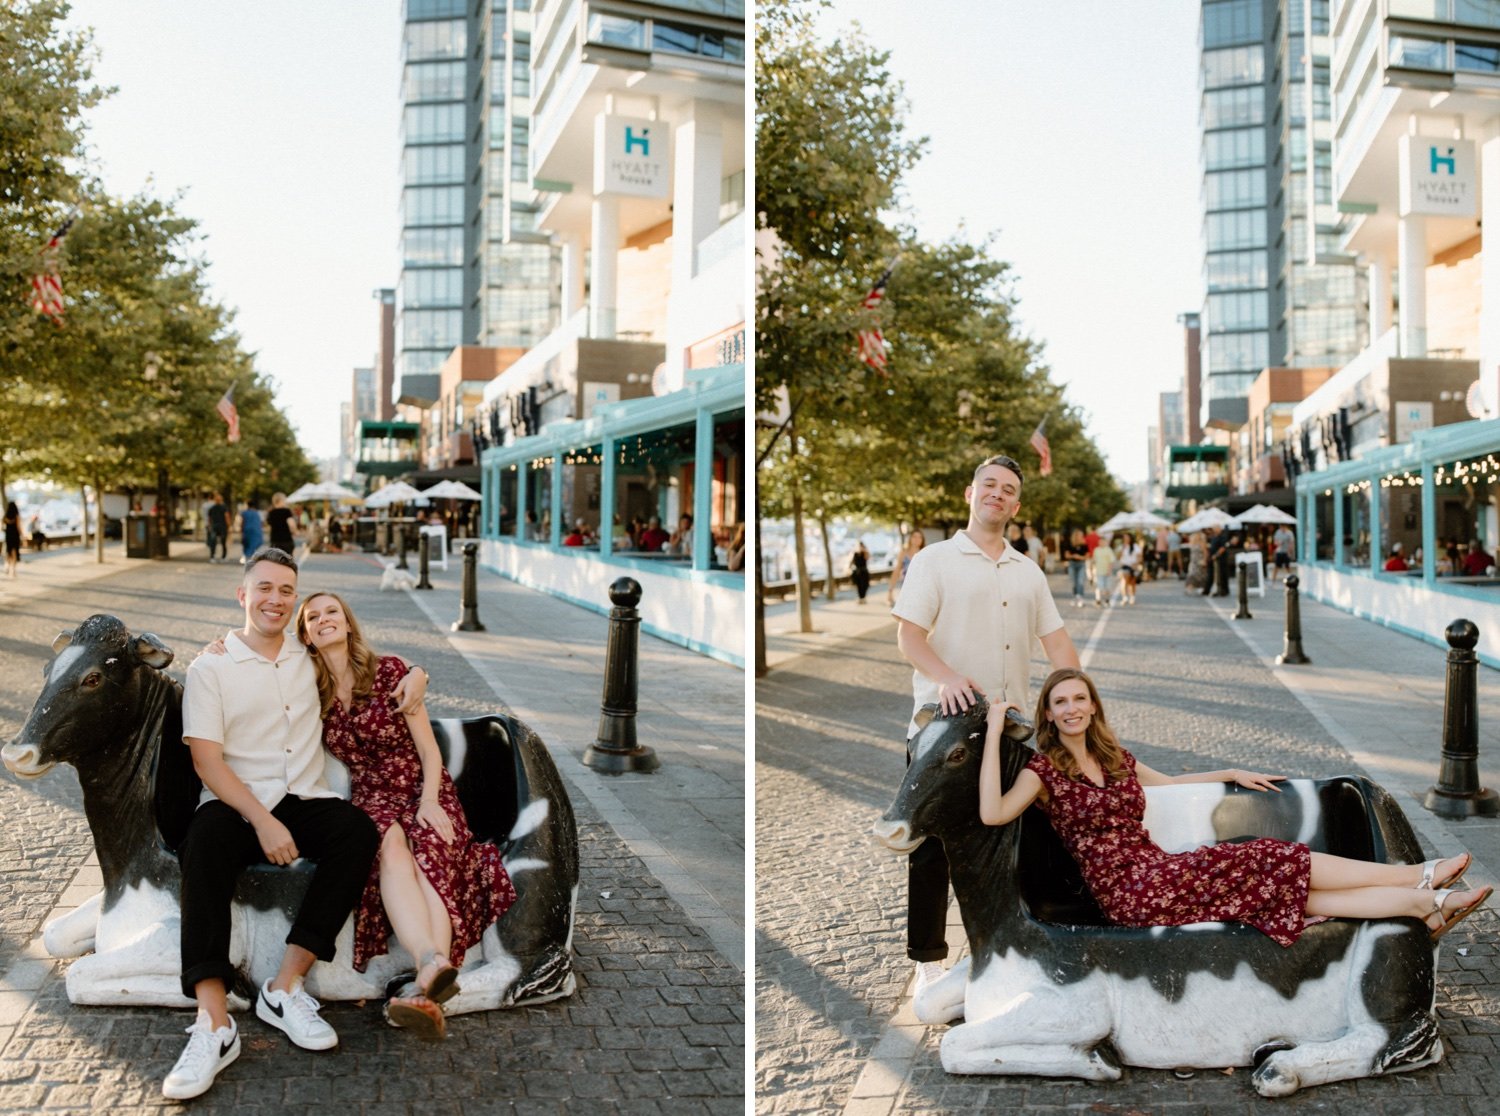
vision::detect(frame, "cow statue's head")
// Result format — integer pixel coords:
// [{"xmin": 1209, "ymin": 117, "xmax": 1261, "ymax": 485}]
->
[
  {"xmin": 873, "ymin": 700, "xmax": 1035, "ymax": 854},
  {"xmin": 2, "ymin": 614, "xmax": 174, "ymax": 779}
]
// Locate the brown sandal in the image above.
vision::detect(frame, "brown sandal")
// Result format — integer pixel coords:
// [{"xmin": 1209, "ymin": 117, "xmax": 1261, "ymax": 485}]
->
[
  {"xmin": 386, "ymin": 993, "xmax": 446, "ymax": 1040},
  {"xmin": 419, "ymin": 952, "xmax": 461, "ymax": 1005},
  {"xmin": 1429, "ymin": 885, "xmax": 1493, "ymax": 941}
]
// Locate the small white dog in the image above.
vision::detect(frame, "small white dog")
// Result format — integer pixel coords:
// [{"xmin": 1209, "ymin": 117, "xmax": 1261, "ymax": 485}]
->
[{"xmin": 379, "ymin": 563, "xmax": 416, "ymax": 591}]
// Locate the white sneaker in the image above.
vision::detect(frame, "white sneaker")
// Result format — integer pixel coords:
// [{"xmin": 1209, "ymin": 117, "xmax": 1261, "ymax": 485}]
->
[
  {"xmin": 912, "ymin": 960, "xmax": 945, "ymax": 999},
  {"xmin": 162, "ymin": 1010, "xmax": 239, "ymax": 1100},
  {"xmin": 256, "ymin": 979, "xmax": 338, "ymax": 1050}
]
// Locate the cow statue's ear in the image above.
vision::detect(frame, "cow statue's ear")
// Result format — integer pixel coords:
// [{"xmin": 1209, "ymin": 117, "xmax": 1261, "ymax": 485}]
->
[
  {"xmin": 51, "ymin": 630, "xmax": 75, "ymax": 654},
  {"xmin": 133, "ymin": 633, "xmax": 175, "ymax": 670}
]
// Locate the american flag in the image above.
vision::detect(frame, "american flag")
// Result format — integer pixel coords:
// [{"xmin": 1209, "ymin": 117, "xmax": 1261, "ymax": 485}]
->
[
  {"xmin": 1029, "ymin": 417, "xmax": 1053, "ymax": 477},
  {"xmin": 856, "ymin": 266, "xmax": 892, "ymax": 373},
  {"xmin": 28, "ymin": 219, "xmax": 74, "ymax": 324},
  {"xmin": 216, "ymin": 384, "xmax": 241, "ymax": 444}
]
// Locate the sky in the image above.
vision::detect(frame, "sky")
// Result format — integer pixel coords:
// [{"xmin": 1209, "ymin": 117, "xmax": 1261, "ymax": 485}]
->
[
  {"xmin": 817, "ymin": 1, "xmax": 1204, "ymax": 484},
  {"xmin": 62, "ymin": 1, "xmax": 403, "ymax": 462}
]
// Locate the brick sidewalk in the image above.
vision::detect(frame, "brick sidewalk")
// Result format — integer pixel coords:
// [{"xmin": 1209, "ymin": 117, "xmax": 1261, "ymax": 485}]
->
[{"xmin": 0, "ymin": 548, "xmax": 744, "ymax": 1113}]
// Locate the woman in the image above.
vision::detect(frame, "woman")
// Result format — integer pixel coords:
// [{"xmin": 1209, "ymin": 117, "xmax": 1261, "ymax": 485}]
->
[
  {"xmin": 3, "ymin": 501, "xmax": 21, "ymax": 578},
  {"xmin": 850, "ymin": 541, "xmax": 871, "ymax": 603},
  {"xmin": 1184, "ymin": 530, "xmax": 1209, "ymax": 593},
  {"xmin": 887, "ymin": 529, "xmax": 927, "ymax": 605},
  {"xmin": 1062, "ymin": 529, "xmax": 1089, "ymax": 609},
  {"xmin": 294, "ymin": 592, "xmax": 517, "ymax": 1038},
  {"xmin": 978, "ymin": 670, "xmax": 1490, "ymax": 945},
  {"xmin": 1115, "ymin": 532, "xmax": 1143, "ymax": 606},
  {"xmin": 1090, "ymin": 534, "xmax": 1116, "ymax": 608},
  {"xmin": 726, "ymin": 522, "xmax": 747, "ymax": 572},
  {"xmin": 267, "ymin": 493, "xmax": 297, "ymax": 553}
]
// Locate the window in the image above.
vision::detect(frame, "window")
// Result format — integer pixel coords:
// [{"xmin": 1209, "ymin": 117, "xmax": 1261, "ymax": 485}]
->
[
  {"xmin": 651, "ymin": 20, "xmax": 746, "ymax": 62},
  {"xmin": 1389, "ymin": 34, "xmax": 1448, "ymax": 70},
  {"xmin": 1455, "ymin": 0, "xmax": 1500, "ymax": 30},
  {"xmin": 404, "ymin": 102, "xmax": 465, "ymax": 143},
  {"xmin": 1204, "ymin": 168, "xmax": 1266, "ymax": 208},
  {"xmin": 1203, "ymin": 86, "xmax": 1265, "ymax": 128},
  {"xmin": 400, "ymin": 308, "xmax": 463, "ymax": 348},
  {"xmin": 1203, "ymin": 127, "xmax": 1265, "ymax": 169},
  {"xmin": 1456, "ymin": 40, "xmax": 1500, "ymax": 71},
  {"xmin": 1202, "ymin": 0, "xmax": 1262, "ymax": 48},
  {"xmin": 402, "ymin": 268, "xmax": 463, "ymax": 308},
  {"xmin": 1202, "ymin": 44, "xmax": 1265, "ymax": 87},
  {"xmin": 405, "ymin": 0, "xmax": 464, "ymax": 17},
  {"xmin": 1205, "ymin": 249, "xmax": 1268, "ymax": 291},
  {"xmin": 401, "ymin": 228, "xmax": 463, "ymax": 266},
  {"xmin": 1208, "ymin": 291, "xmax": 1268, "ymax": 331},
  {"xmin": 404, "ymin": 60, "xmax": 464, "ymax": 102},
  {"xmin": 1204, "ymin": 333, "xmax": 1269, "ymax": 375},
  {"xmin": 403, "ymin": 144, "xmax": 465, "ymax": 185},
  {"xmin": 586, "ymin": 13, "xmax": 646, "ymax": 49},
  {"xmin": 403, "ymin": 185, "xmax": 464, "ymax": 226},
  {"xmin": 1205, "ymin": 207, "xmax": 1267, "ymax": 250},
  {"xmin": 404, "ymin": 19, "xmax": 465, "ymax": 61}
]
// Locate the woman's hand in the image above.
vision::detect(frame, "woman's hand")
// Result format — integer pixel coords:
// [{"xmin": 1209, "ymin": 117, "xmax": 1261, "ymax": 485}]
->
[
  {"xmin": 985, "ymin": 701, "xmax": 1020, "ymax": 732},
  {"xmin": 1234, "ymin": 769, "xmax": 1286, "ymax": 792},
  {"xmin": 195, "ymin": 634, "xmax": 229, "ymax": 659},
  {"xmin": 391, "ymin": 664, "xmax": 428, "ymax": 713},
  {"xmin": 416, "ymin": 798, "xmax": 455, "ymax": 844}
]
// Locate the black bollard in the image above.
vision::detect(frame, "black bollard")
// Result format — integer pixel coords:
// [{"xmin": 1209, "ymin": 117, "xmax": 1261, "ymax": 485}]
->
[
  {"xmin": 396, "ymin": 522, "xmax": 410, "ymax": 570},
  {"xmin": 451, "ymin": 541, "xmax": 486, "ymax": 632},
  {"xmin": 1424, "ymin": 620, "xmax": 1500, "ymax": 818},
  {"xmin": 415, "ymin": 527, "xmax": 433, "ymax": 590},
  {"xmin": 582, "ymin": 577, "xmax": 659, "ymax": 774},
  {"xmin": 1276, "ymin": 575, "xmax": 1310, "ymax": 665},
  {"xmin": 1233, "ymin": 561, "xmax": 1252, "ymax": 620}
]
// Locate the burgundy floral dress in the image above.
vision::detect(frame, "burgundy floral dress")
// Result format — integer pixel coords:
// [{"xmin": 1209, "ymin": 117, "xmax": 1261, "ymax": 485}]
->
[
  {"xmin": 1026, "ymin": 749, "xmax": 1312, "ymax": 947},
  {"xmin": 322, "ymin": 657, "xmax": 516, "ymax": 971}
]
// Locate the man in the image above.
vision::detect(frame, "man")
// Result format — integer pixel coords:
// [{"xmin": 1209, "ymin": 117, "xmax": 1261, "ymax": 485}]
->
[
  {"xmin": 1271, "ymin": 523, "xmax": 1294, "ymax": 581},
  {"xmin": 638, "ymin": 515, "xmax": 670, "ymax": 552},
  {"xmin": 1166, "ymin": 526, "xmax": 1183, "ymax": 578},
  {"xmin": 164, "ymin": 547, "xmax": 423, "ymax": 1099},
  {"xmin": 892, "ymin": 455, "xmax": 1081, "ymax": 1003},
  {"xmin": 670, "ymin": 513, "xmax": 694, "ymax": 557},
  {"xmin": 206, "ymin": 493, "xmax": 229, "ymax": 564},
  {"xmin": 1463, "ymin": 538, "xmax": 1494, "ymax": 576},
  {"xmin": 1204, "ymin": 526, "xmax": 1231, "ymax": 596}
]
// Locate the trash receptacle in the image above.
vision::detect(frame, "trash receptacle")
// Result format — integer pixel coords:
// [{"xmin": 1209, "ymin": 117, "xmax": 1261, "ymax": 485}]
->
[{"xmin": 125, "ymin": 513, "xmax": 152, "ymax": 559}]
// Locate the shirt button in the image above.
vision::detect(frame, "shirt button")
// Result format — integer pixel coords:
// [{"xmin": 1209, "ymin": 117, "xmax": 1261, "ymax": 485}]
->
[
  {"xmin": 1003, "ymin": 601, "xmax": 1009, "ymax": 607},
  {"xmin": 284, "ymin": 705, "xmax": 290, "ymax": 711},
  {"xmin": 1005, "ymin": 644, "xmax": 1011, "ymax": 650}
]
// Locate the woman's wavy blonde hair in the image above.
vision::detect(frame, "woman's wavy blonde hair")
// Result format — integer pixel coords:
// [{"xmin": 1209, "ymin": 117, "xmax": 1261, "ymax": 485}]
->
[
  {"xmin": 1032, "ymin": 668, "xmax": 1128, "ymax": 784},
  {"xmin": 295, "ymin": 590, "xmax": 380, "ymax": 718}
]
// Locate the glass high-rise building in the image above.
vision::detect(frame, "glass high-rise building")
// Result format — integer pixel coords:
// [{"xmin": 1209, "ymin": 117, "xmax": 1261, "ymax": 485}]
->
[
  {"xmin": 1197, "ymin": 0, "xmax": 1363, "ymax": 431},
  {"xmin": 398, "ymin": 0, "xmax": 559, "ymax": 398}
]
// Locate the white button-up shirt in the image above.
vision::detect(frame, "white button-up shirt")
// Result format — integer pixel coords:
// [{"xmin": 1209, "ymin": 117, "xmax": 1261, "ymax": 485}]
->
[
  {"xmin": 892, "ymin": 531, "xmax": 1064, "ymax": 736},
  {"xmin": 182, "ymin": 631, "xmax": 337, "ymax": 810}
]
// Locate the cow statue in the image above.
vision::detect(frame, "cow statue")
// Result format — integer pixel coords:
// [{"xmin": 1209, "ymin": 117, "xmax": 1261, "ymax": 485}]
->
[
  {"xmin": 872, "ymin": 701, "xmax": 1444, "ymax": 1098},
  {"xmin": 1, "ymin": 614, "xmax": 579, "ymax": 1015}
]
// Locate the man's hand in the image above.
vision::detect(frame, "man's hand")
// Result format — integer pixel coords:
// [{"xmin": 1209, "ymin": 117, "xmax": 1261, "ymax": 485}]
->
[
  {"xmin": 255, "ymin": 816, "xmax": 299, "ymax": 865},
  {"xmin": 937, "ymin": 672, "xmax": 983, "ymax": 715},
  {"xmin": 390, "ymin": 665, "xmax": 428, "ymax": 714}
]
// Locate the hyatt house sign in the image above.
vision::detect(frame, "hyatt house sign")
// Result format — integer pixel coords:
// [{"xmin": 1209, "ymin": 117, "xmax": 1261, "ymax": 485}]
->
[
  {"xmin": 1399, "ymin": 135, "xmax": 1476, "ymax": 218},
  {"xmin": 595, "ymin": 114, "xmax": 670, "ymax": 199}
]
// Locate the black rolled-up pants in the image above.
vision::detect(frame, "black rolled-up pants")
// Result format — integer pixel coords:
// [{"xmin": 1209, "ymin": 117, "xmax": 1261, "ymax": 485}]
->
[
  {"xmin": 178, "ymin": 795, "xmax": 379, "ymax": 999},
  {"xmin": 906, "ymin": 736, "xmax": 950, "ymax": 962}
]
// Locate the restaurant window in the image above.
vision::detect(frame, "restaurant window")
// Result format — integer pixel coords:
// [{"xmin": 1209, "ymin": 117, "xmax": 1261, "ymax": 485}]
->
[
  {"xmin": 525, "ymin": 455, "xmax": 554, "ymax": 541},
  {"xmin": 560, "ymin": 443, "xmax": 603, "ymax": 551}
]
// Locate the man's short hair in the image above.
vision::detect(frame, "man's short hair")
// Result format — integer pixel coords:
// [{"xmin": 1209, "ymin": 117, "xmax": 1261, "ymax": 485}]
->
[
  {"xmin": 974, "ymin": 455, "xmax": 1024, "ymax": 484},
  {"xmin": 244, "ymin": 546, "xmax": 298, "ymax": 581}
]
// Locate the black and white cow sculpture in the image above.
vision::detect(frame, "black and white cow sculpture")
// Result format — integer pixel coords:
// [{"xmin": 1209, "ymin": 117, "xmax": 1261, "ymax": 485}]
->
[
  {"xmin": 1, "ymin": 614, "xmax": 579, "ymax": 1014},
  {"xmin": 872, "ymin": 702, "xmax": 1443, "ymax": 1098}
]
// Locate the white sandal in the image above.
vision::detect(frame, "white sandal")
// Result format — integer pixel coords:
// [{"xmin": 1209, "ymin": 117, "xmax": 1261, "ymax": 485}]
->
[
  {"xmin": 1417, "ymin": 852, "xmax": 1471, "ymax": 890},
  {"xmin": 1429, "ymin": 885, "xmax": 1492, "ymax": 941}
]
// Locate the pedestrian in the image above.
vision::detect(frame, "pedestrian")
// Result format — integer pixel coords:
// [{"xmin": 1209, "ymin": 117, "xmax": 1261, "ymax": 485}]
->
[
  {"xmin": 891, "ymin": 453, "xmax": 1080, "ymax": 1002},
  {"xmin": 1115, "ymin": 531, "xmax": 1143, "ymax": 606},
  {"xmin": 1166, "ymin": 526, "xmax": 1183, "ymax": 578},
  {"xmin": 206, "ymin": 493, "xmax": 229, "ymax": 563},
  {"xmin": 1271, "ymin": 522, "xmax": 1295, "ymax": 581},
  {"xmin": 4, "ymin": 501, "xmax": 22, "ymax": 578},
  {"xmin": 886, "ymin": 529, "xmax": 926, "ymax": 605},
  {"xmin": 238, "ymin": 499, "xmax": 264, "ymax": 565},
  {"xmin": 294, "ymin": 591, "xmax": 516, "ymax": 1039},
  {"xmin": 851, "ymin": 540, "xmax": 872, "ymax": 603},
  {"xmin": 267, "ymin": 493, "xmax": 298, "ymax": 553},
  {"xmin": 1091, "ymin": 533, "xmax": 1116, "ymax": 607},
  {"xmin": 1205, "ymin": 526, "xmax": 1231, "ymax": 597},
  {"xmin": 165, "ymin": 547, "xmax": 426, "ymax": 1100},
  {"xmin": 1022, "ymin": 524, "xmax": 1045, "ymax": 567},
  {"xmin": 1063, "ymin": 528, "xmax": 1089, "ymax": 608},
  {"xmin": 28, "ymin": 511, "xmax": 47, "ymax": 551},
  {"xmin": 727, "ymin": 522, "xmax": 747, "ymax": 572},
  {"xmin": 979, "ymin": 670, "xmax": 1490, "ymax": 944},
  {"xmin": 1152, "ymin": 526, "xmax": 1170, "ymax": 581}
]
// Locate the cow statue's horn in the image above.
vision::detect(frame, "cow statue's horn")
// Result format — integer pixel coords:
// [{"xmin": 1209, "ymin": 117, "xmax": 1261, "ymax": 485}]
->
[
  {"xmin": 132, "ymin": 633, "xmax": 174, "ymax": 670},
  {"xmin": 51, "ymin": 630, "xmax": 74, "ymax": 654}
]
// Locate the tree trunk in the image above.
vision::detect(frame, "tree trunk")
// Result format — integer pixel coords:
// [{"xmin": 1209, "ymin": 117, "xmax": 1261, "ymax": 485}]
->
[
  {"xmin": 754, "ymin": 512, "xmax": 768, "ymax": 678},
  {"xmin": 788, "ymin": 417, "xmax": 814, "ymax": 633},
  {"xmin": 819, "ymin": 516, "xmax": 837, "ymax": 600},
  {"xmin": 94, "ymin": 473, "xmax": 106, "ymax": 563},
  {"xmin": 79, "ymin": 484, "xmax": 89, "ymax": 549}
]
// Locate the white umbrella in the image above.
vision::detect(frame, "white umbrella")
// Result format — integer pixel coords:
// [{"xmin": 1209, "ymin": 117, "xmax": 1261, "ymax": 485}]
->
[
  {"xmin": 1116, "ymin": 510, "xmax": 1173, "ymax": 530},
  {"xmin": 366, "ymin": 480, "xmax": 424, "ymax": 508},
  {"xmin": 1177, "ymin": 507, "xmax": 1240, "ymax": 533},
  {"xmin": 422, "ymin": 480, "xmax": 483, "ymax": 501},
  {"xmin": 306, "ymin": 481, "xmax": 364, "ymax": 503},
  {"xmin": 285, "ymin": 483, "xmax": 321, "ymax": 503},
  {"xmin": 1234, "ymin": 503, "xmax": 1298, "ymax": 525}
]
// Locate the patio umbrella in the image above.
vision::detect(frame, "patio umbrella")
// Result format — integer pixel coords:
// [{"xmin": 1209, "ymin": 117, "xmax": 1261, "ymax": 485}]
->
[
  {"xmin": 307, "ymin": 481, "xmax": 364, "ymax": 503},
  {"xmin": 421, "ymin": 479, "xmax": 483, "ymax": 501},
  {"xmin": 1177, "ymin": 507, "xmax": 1240, "ymax": 533},
  {"xmin": 1234, "ymin": 504, "xmax": 1298, "ymax": 525},
  {"xmin": 285, "ymin": 483, "xmax": 321, "ymax": 503},
  {"xmin": 366, "ymin": 480, "xmax": 425, "ymax": 508},
  {"xmin": 1096, "ymin": 512, "xmax": 1132, "ymax": 534},
  {"xmin": 1116, "ymin": 510, "xmax": 1174, "ymax": 530}
]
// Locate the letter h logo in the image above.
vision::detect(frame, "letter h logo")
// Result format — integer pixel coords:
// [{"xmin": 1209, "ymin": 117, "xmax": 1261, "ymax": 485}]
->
[
  {"xmin": 624, "ymin": 126, "xmax": 650, "ymax": 156},
  {"xmin": 1430, "ymin": 146, "xmax": 1457, "ymax": 176}
]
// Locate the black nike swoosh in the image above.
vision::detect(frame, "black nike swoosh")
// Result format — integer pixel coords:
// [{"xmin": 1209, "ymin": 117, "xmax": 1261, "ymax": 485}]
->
[
  {"xmin": 220, "ymin": 1038, "xmax": 235, "ymax": 1058},
  {"xmin": 265, "ymin": 997, "xmax": 284, "ymax": 1018}
]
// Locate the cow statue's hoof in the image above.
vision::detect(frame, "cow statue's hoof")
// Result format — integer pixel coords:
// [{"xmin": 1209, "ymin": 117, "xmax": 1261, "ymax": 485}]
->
[{"xmin": 1251, "ymin": 1054, "xmax": 1300, "ymax": 1098}]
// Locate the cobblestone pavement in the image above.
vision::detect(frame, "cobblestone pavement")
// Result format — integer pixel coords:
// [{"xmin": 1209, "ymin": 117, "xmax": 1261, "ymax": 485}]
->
[
  {"xmin": 755, "ymin": 573, "xmax": 1500, "ymax": 1114},
  {"xmin": 0, "ymin": 550, "xmax": 743, "ymax": 1113}
]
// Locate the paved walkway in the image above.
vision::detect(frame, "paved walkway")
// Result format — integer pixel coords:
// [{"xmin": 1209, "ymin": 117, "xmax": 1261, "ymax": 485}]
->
[
  {"xmin": 0, "ymin": 541, "xmax": 743, "ymax": 1113},
  {"xmin": 755, "ymin": 570, "xmax": 1500, "ymax": 1114}
]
